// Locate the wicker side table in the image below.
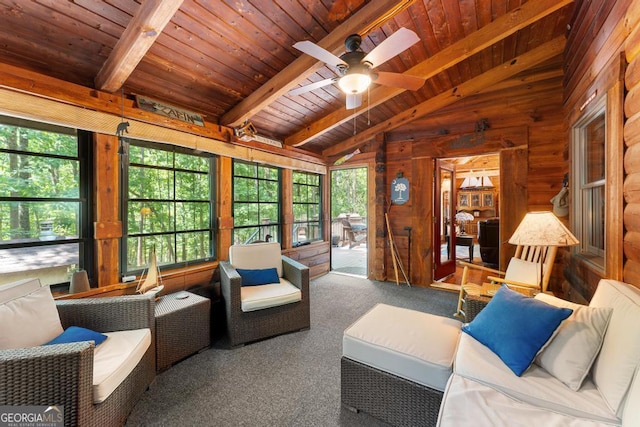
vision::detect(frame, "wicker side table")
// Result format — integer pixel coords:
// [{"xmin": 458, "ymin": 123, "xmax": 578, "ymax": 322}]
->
[
  {"xmin": 462, "ymin": 283, "xmax": 497, "ymax": 322},
  {"xmin": 155, "ymin": 291, "xmax": 211, "ymax": 371}
]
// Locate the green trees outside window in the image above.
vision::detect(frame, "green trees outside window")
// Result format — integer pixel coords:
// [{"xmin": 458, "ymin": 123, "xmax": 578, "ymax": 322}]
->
[
  {"xmin": 0, "ymin": 117, "xmax": 90, "ymax": 287},
  {"xmin": 123, "ymin": 141, "xmax": 215, "ymax": 274},
  {"xmin": 232, "ymin": 160, "xmax": 281, "ymax": 244},
  {"xmin": 292, "ymin": 171, "xmax": 321, "ymax": 244},
  {"xmin": 330, "ymin": 168, "xmax": 367, "ymax": 218}
]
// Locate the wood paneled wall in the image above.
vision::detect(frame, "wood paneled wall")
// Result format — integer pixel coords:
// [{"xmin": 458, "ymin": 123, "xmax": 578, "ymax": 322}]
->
[
  {"xmin": 563, "ymin": 0, "xmax": 640, "ymax": 299},
  {"xmin": 377, "ymin": 75, "xmax": 567, "ymax": 288}
]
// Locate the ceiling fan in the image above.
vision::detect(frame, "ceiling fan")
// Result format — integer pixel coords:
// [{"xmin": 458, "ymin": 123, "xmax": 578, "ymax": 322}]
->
[{"xmin": 290, "ymin": 27, "xmax": 425, "ymax": 109}]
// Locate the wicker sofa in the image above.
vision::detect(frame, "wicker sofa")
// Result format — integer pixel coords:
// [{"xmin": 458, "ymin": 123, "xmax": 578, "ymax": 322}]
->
[
  {"xmin": 342, "ymin": 279, "xmax": 640, "ymax": 427},
  {"xmin": 0, "ymin": 278, "xmax": 155, "ymax": 427}
]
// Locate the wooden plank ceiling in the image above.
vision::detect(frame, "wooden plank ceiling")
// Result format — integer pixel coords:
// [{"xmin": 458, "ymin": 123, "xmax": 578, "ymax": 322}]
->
[{"xmin": 0, "ymin": 0, "xmax": 575, "ymax": 159}]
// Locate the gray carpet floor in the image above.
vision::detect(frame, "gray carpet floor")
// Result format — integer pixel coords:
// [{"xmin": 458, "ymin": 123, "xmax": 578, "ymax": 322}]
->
[{"xmin": 125, "ymin": 272, "xmax": 459, "ymax": 426}]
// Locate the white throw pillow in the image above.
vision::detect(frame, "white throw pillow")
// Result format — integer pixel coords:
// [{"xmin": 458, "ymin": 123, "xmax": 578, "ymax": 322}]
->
[
  {"xmin": 534, "ymin": 293, "xmax": 612, "ymax": 391},
  {"xmin": 0, "ymin": 278, "xmax": 63, "ymax": 349},
  {"xmin": 504, "ymin": 257, "xmax": 539, "ymax": 285}
]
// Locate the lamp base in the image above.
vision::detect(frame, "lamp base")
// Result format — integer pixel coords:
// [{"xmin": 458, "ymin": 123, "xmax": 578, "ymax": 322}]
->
[{"xmin": 69, "ymin": 270, "xmax": 90, "ymax": 294}]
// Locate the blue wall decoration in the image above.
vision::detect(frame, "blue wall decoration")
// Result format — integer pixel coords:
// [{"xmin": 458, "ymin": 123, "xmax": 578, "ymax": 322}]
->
[{"xmin": 391, "ymin": 177, "xmax": 410, "ymax": 205}]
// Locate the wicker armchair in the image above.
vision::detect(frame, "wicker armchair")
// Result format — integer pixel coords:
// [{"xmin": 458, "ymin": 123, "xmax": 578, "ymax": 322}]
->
[
  {"xmin": 220, "ymin": 242, "xmax": 310, "ymax": 347},
  {"xmin": 0, "ymin": 295, "xmax": 156, "ymax": 427}
]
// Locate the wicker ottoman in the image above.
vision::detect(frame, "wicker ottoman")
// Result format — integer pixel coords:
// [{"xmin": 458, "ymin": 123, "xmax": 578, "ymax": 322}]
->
[
  {"xmin": 155, "ymin": 291, "xmax": 211, "ymax": 371},
  {"xmin": 341, "ymin": 304, "xmax": 461, "ymax": 427}
]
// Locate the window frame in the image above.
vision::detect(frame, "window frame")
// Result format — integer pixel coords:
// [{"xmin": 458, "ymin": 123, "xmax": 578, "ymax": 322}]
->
[
  {"xmin": 121, "ymin": 139, "xmax": 216, "ymax": 276},
  {"xmin": 0, "ymin": 117, "xmax": 93, "ymax": 290},
  {"xmin": 232, "ymin": 160, "xmax": 282, "ymax": 244},
  {"xmin": 572, "ymin": 96, "xmax": 607, "ymax": 271},
  {"xmin": 292, "ymin": 170, "xmax": 323, "ymax": 244}
]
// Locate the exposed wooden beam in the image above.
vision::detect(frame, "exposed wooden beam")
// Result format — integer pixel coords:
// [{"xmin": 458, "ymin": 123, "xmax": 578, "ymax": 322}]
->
[
  {"xmin": 95, "ymin": 0, "xmax": 184, "ymax": 92},
  {"xmin": 219, "ymin": 0, "xmax": 415, "ymax": 128},
  {"xmin": 286, "ymin": 0, "xmax": 573, "ymax": 147},
  {"xmin": 322, "ymin": 36, "xmax": 567, "ymax": 159}
]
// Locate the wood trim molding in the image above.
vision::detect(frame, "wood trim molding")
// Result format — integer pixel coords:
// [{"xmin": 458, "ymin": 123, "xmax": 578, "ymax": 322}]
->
[{"xmin": 0, "ymin": 87, "xmax": 326, "ymax": 174}]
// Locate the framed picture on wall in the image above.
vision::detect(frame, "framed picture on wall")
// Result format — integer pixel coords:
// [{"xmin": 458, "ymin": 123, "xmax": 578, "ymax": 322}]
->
[
  {"xmin": 471, "ymin": 193, "xmax": 481, "ymax": 207},
  {"xmin": 459, "ymin": 193, "xmax": 469, "ymax": 207},
  {"xmin": 483, "ymin": 192, "xmax": 493, "ymax": 207}
]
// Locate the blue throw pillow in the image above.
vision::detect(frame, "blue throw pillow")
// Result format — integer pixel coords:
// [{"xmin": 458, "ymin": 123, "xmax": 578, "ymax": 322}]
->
[
  {"xmin": 236, "ymin": 267, "xmax": 280, "ymax": 286},
  {"xmin": 45, "ymin": 326, "xmax": 108, "ymax": 347},
  {"xmin": 462, "ymin": 286, "xmax": 572, "ymax": 376}
]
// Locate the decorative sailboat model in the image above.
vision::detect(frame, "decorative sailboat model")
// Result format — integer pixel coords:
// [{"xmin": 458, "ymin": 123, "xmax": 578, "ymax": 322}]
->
[{"xmin": 136, "ymin": 246, "xmax": 164, "ymax": 297}]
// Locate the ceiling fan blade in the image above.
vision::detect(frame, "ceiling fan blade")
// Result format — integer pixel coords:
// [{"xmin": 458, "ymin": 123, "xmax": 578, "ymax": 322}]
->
[
  {"xmin": 346, "ymin": 93, "xmax": 362, "ymax": 110},
  {"xmin": 293, "ymin": 41, "xmax": 347, "ymax": 68},
  {"xmin": 362, "ymin": 27, "xmax": 420, "ymax": 68},
  {"xmin": 374, "ymin": 72, "xmax": 425, "ymax": 91},
  {"xmin": 288, "ymin": 78, "xmax": 337, "ymax": 96}
]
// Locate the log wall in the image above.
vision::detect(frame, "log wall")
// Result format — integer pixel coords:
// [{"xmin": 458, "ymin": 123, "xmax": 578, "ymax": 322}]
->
[
  {"xmin": 563, "ymin": 0, "xmax": 640, "ymax": 299},
  {"xmin": 624, "ymin": 4, "xmax": 640, "ymax": 287}
]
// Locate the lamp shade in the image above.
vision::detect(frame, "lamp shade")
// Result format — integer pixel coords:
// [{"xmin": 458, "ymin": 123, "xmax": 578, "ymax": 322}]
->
[
  {"xmin": 338, "ymin": 73, "xmax": 371, "ymax": 94},
  {"xmin": 69, "ymin": 270, "xmax": 90, "ymax": 294},
  {"xmin": 455, "ymin": 211, "xmax": 474, "ymax": 222},
  {"xmin": 508, "ymin": 211, "xmax": 579, "ymax": 247}
]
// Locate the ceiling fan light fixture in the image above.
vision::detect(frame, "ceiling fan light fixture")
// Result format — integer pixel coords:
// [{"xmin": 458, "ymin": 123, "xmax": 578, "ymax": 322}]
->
[{"xmin": 338, "ymin": 73, "xmax": 371, "ymax": 94}]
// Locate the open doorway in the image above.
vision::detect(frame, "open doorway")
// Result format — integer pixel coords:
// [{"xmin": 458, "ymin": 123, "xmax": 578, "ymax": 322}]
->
[
  {"xmin": 330, "ymin": 167, "xmax": 368, "ymax": 276},
  {"xmin": 434, "ymin": 154, "xmax": 500, "ymax": 284}
]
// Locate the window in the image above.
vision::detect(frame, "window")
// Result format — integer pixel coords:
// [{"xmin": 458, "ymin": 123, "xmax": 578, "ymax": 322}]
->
[
  {"xmin": 292, "ymin": 171, "xmax": 322, "ymax": 244},
  {"xmin": 572, "ymin": 98, "xmax": 606, "ymax": 269},
  {"xmin": 0, "ymin": 117, "xmax": 91, "ymax": 288},
  {"xmin": 122, "ymin": 141, "xmax": 215, "ymax": 275},
  {"xmin": 232, "ymin": 160, "xmax": 281, "ymax": 244}
]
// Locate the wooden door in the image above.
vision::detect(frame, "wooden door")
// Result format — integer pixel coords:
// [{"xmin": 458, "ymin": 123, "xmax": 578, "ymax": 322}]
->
[{"xmin": 433, "ymin": 160, "xmax": 457, "ymax": 279}]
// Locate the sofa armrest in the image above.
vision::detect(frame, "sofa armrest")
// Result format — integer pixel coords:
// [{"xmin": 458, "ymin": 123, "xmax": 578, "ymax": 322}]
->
[
  {"xmin": 0, "ymin": 342, "xmax": 94, "ymax": 421},
  {"xmin": 282, "ymin": 256, "xmax": 309, "ymax": 292},
  {"xmin": 220, "ymin": 261, "xmax": 242, "ymax": 313},
  {"xmin": 56, "ymin": 295, "xmax": 155, "ymax": 333}
]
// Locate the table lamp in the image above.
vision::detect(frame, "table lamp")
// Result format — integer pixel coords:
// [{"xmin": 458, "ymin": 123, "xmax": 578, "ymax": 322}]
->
[{"xmin": 508, "ymin": 211, "xmax": 579, "ymax": 293}]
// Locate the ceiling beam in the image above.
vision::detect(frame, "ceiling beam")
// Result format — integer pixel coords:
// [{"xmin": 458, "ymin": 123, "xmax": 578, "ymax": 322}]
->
[
  {"xmin": 322, "ymin": 36, "xmax": 566, "ymax": 159},
  {"xmin": 95, "ymin": 0, "xmax": 184, "ymax": 92},
  {"xmin": 219, "ymin": 0, "xmax": 415, "ymax": 128},
  {"xmin": 285, "ymin": 0, "xmax": 573, "ymax": 147}
]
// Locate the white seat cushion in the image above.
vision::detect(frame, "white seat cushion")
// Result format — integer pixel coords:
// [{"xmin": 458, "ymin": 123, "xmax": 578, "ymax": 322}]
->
[
  {"xmin": 93, "ymin": 328, "xmax": 151, "ymax": 403},
  {"xmin": 0, "ymin": 278, "xmax": 63, "ymax": 349},
  {"xmin": 454, "ymin": 332, "xmax": 618, "ymax": 424},
  {"xmin": 504, "ymin": 257, "xmax": 540, "ymax": 285},
  {"xmin": 590, "ymin": 279, "xmax": 640, "ymax": 416},
  {"xmin": 343, "ymin": 303, "xmax": 461, "ymax": 391},
  {"xmin": 437, "ymin": 374, "xmax": 619, "ymax": 427},
  {"xmin": 240, "ymin": 279, "xmax": 301, "ymax": 312}
]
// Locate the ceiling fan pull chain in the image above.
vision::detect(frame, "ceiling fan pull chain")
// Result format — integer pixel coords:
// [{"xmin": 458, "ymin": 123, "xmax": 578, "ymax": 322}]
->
[{"xmin": 353, "ymin": 106, "xmax": 357, "ymax": 135}]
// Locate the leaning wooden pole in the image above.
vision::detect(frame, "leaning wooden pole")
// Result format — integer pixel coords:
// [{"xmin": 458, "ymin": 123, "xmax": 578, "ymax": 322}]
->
[
  {"xmin": 390, "ymin": 232, "xmax": 411, "ymax": 287},
  {"xmin": 385, "ymin": 212, "xmax": 400, "ymax": 285}
]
